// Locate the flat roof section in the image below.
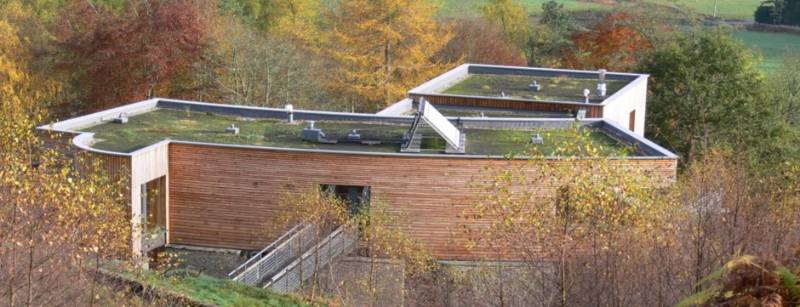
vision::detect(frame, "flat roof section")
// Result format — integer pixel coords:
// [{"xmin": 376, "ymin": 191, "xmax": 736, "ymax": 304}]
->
[
  {"xmin": 408, "ymin": 63, "xmax": 647, "ymax": 107},
  {"xmin": 38, "ymin": 98, "xmax": 677, "ymax": 159},
  {"xmin": 82, "ymin": 108, "xmax": 635, "ymax": 156},
  {"xmin": 441, "ymin": 74, "xmax": 628, "ymax": 104}
]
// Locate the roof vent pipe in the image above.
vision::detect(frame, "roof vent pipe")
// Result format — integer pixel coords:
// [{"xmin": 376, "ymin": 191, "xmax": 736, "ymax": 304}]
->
[
  {"xmin": 597, "ymin": 69, "xmax": 607, "ymax": 97},
  {"xmin": 528, "ymin": 80, "xmax": 541, "ymax": 91},
  {"xmin": 531, "ymin": 133, "xmax": 544, "ymax": 144},
  {"xmin": 285, "ymin": 104, "xmax": 294, "ymax": 123},
  {"xmin": 112, "ymin": 112, "xmax": 128, "ymax": 124},
  {"xmin": 226, "ymin": 124, "xmax": 239, "ymax": 135},
  {"xmin": 583, "ymin": 88, "xmax": 591, "ymax": 103}
]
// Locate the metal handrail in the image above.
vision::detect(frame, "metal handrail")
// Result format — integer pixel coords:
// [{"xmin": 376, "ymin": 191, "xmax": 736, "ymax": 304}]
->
[
  {"xmin": 227, "ymin": 223, "xmax": 306, "ymax": 278},
  {"xmin": 403, "ymin": 113, "xmax": 423, "ymax": 149},
  {"xmin": 263, "ymin": 224, "xmax": 357, "ymax": 293}
]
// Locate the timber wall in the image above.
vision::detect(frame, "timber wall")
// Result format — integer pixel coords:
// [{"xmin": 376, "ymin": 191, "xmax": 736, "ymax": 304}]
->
[
  {"xmin": 410, "ymin": 94, "xmax": 604, "ymax": 118},
  {"xmin": 167, "ymin": 143, "xmax": 677, "ymax": 261}
]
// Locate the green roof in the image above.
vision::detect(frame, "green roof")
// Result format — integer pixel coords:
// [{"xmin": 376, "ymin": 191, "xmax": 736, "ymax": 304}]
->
[
  {"xmin": 441, "ymin": 74, "xmax": 628, "ymax": 103},
  {"xmin": 83, "ymin": 108, "xmax": 634, "ymax": 156}
]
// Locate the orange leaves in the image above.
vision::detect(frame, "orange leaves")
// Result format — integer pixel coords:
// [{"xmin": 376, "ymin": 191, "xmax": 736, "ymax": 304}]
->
[
  {"xmin": 326, "ymin": 0, "xmax": 452, "ymax": 111},
  {"xmin": 563, "ymin": 12, "xmax": 653, "ymax": 71},
  {"xmin": 55, "ymin": 0, "xmax": 208, "ymax": 111}
]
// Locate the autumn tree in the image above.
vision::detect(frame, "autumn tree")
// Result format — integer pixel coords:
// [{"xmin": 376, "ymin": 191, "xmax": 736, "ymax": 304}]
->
[
  {"xmin": 0, "ymin": 10, "xmax": 131, "ymax": 305},
  {"xmin": 187, "ymin": 14, "xmax": 330, "ymax": 109},
  {"xmin": 524, "ymin": 0, "xmax": 575, "ymax": 67},
  {"xmin": 769, "ymin": 54, "xmax": 800, "ymax": 127},
  {"xmin": 269, "ymin": 0, "xmax": 322, "ymax": 48},
  {"xmin": 55, "ymin": 0, "xmax": 207, "ymax": 111},
  {"xmin": 326, "ymin": 0, "xmax": 452, "ymax": 111},
  {"xmin": 437, "ymin": 17, "xmax": 527, "ymax": 66},
  {"xmin": 481, "ymin": 0, "xmax": 530, "ymax": 49},
  {"xmin": 678, "ymin": 148, "xmax": 800, "ymax": 289},
  {"xmin": 345, "ymin": 201, "xmax": 436, "ymax": 306},
  {"xmin": 563, "ymin": 12, "xmax": 652, "ymax": 71},
  {"xmin": 223, "ymin": 0, "xmax": 320, "ymax": 36},
  {"xmin": 463, "ymin": 124, "xmax": 678, "ymax": 306}
]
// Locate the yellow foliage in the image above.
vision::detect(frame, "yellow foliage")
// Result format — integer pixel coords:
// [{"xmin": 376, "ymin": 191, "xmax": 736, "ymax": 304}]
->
[
  {"xmin": 326, "ymin": 0, "xmax": 453, "ymax": 111},
  {"xmin": 270, "ymin": 0, "xmax": 322, "ymax": 48},
  {"xmin": 1, "ymin": 9, "xmax": 130, "ymax": 304}
]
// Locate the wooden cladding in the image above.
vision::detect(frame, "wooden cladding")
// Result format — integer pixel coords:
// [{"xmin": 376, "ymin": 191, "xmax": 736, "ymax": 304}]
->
[
  {"xmin": 413, "ymin": 94, "xmax": 604, "ymax": 118},
  {"xmin": 167, "ymin": 143, "xmax": 676, "ymax": 261}
]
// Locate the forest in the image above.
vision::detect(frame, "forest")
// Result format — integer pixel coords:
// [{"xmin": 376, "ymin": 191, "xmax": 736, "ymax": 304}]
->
[{"xmin": 1, "ymin": 0, "xmax": 800, "ymax": 306}]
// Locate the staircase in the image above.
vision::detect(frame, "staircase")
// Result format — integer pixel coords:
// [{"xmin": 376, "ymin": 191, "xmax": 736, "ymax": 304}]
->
[
  {"xmin": 228, "ymin": 223, "xmax": 357, "ymax": 293},
  {"xmin": 401, "ymin": 107, "xmax": 465, "ymax": 153}
]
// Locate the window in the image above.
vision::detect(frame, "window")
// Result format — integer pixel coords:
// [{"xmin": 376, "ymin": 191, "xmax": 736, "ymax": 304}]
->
[
  {"xmin": 628, "ymin": 110, "xmax": 636, "ymax": 131},
  {"xmin": 320, "ymin": 184, "xmax": 370, "ymax": 216},
  {"xmin": 141, "ymin": 176, "xmax": 166, "ymax": 233}
]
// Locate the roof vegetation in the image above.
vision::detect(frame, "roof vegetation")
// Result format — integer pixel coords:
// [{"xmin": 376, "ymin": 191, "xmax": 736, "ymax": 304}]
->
[
  {"xmin": 84, "ymin": 108, "xmax": 634, "ymax": 156},
  {"xmin": 441, "ymin": 74, "xmax": 628, "ymax": 103}
]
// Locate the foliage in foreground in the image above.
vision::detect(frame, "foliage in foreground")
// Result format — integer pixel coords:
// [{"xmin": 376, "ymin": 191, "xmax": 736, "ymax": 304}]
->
[
  {"xmin": 1, "ymin": 10, "xmax": 131, "ymax": 306},
  {"xmin": 678, "ymin": 254, "xmax": 800, "ymax": 307},
  {"xmin": 111, "ymin": 267, "xmax": 318, "ymax": 307}
]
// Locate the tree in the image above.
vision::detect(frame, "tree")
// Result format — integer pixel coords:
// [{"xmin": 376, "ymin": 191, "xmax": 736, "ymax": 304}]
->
[
  {"xmin": 462, "ymin": 124, "xmax": 678, "ymax": 306},
  {"xmin": 769, "ymin": 54, "xmax": 800, "ymax": 127},
  {"xmin": 481, "ymin": 0, "xmax": 530, "ymax": 48},
  {"xmin": 563, "ymin": 12, "xmax": 652, "ymax": 71},
  {"xmin": 678, "ymin": 148, "xmax": 800, "ymax": 290},
  {"xmin": 186, "ymin": 14, "xmax": 330, "ymax": 109},
  {"xmin": 437, "ymin": 17, "xmax": 527, "ymax": 66},
  {"xmin": 638, "ymin": 28, "xmax": 772, "ymax": 164},
  {"xmin": 524, "ymin": 0, "xmax": 575, "ymax": 67},
  {"xmin": 755, "ymin": 0, "xmax": 800, "ymax": 26},
  {"xmin": 326, "ymin": 0, "xmax": 452, "ymax": 111},
  {"xmin": 272, "ymin": 189, "xmax": 348, "ymax": 299},
  {"xmin": 1, "ymin": 12, "xmax": 131, "ymax": 305},
  {"xmin": 222, "ymin": 0, "xmax": 321, "ymax": 38},
  {"xmin": 55, "ymin": 0, "xmax": 207, "ymax": 111},
  {"xmin": 539, "ymin": 0, "xmax": 572, "ymax": 33}
]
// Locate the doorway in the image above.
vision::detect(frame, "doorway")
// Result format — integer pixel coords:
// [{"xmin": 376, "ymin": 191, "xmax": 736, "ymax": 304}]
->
[{"xmin": 320, "ymin": 184, "xmax": 370, "ymax": 217}]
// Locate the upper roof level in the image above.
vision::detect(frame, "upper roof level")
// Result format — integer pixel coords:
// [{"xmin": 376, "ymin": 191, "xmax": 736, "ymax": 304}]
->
[{"xmin": 409, "ymin": 64, "xmax": 646, "ymax": 106}]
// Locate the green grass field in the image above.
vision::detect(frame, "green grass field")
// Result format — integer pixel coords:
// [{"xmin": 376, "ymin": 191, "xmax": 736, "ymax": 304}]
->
[
  {"xmin": 733, "ymin": 30, "xmax": 800, "ymax": 72},
  {"xmin": 439, "ymin": 0, "xmax": 762, "ymax": 20}
]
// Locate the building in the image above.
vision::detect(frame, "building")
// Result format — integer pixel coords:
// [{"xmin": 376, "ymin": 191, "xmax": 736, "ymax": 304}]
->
[
  {"xmin": 38, "ymin": 64, "xmax": 676, "ymax": 289},
  {"xmin": 380, "ymin": 64, "xmax": 648, "ymax": 136}
]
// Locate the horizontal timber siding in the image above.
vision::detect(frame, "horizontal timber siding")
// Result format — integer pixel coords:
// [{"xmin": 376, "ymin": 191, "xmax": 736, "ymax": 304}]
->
[
  {"xmin": 168, "ymin": 143, "xmax": 675, "ymax": 260},
  {"xmin": 412, "ymin": 94, "xmax": 604, "ymax": 118}
]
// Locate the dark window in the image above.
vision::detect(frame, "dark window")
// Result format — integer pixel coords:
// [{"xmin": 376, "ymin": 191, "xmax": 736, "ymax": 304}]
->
[
  {"xmin": 320, "ymin": 184, "xmax": 370, "ymax": 216},
  {"xmin": 141, "ymin": 176, "xmax": 166, "ymax": 233},
  {"xmin": 629, "ymin": 110, "xmax": 636, "ymax": 131}
]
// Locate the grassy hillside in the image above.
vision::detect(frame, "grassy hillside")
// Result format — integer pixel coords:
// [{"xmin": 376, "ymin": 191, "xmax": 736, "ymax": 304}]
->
[
  {"xmin": 109, "ymin": 267, "xmax": 319, "ymax": 307},
  {"xmin": 438, "ymin": 0, "xmax": 761, "ymax": 20},
  {"xmin": 734, "ymin": 30, "xmax": 800, "ymax": 72}
]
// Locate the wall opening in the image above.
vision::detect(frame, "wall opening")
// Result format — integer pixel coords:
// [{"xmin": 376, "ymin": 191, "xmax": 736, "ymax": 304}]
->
[
  {"xmin": 320, "ymin": 184, "xmax": 370, "ymax": 217},
  {"xmin": 629, "ymin": 110, "xmax": 636, "ymax": 131},
  {"xmin": 141, "ymin": 176, "xmax": 166, "ymax": 251}
]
